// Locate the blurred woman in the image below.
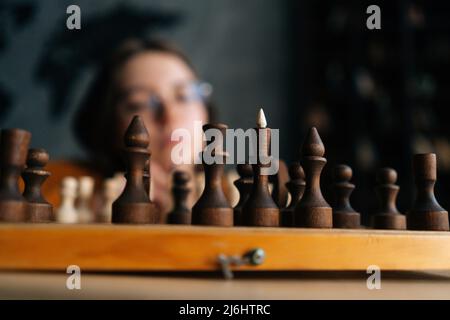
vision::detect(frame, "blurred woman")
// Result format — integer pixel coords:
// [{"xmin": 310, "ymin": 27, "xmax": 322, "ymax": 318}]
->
[{"xmin": 47, "ymin": 39, "xmax": 212, "ymax": 216}]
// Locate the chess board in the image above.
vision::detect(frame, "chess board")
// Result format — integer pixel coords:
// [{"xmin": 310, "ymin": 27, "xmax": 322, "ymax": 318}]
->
[
  {"xmin": 1, "ymin": 223, "xmax": 450, "ymax": 272},
  {"xmin": 2, "ymin": 115, "xmax": 450, "ymax": 276}
]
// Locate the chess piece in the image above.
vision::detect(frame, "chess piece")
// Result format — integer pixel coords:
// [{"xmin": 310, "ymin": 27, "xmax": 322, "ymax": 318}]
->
[
  {"xmin": 192, "ymin": 123, "xmax": 233, "ymax": 226},
  {"xmin": 0, "ymin": 128, "xmax": 31, "ymax": 222},
  {"xmin": 372, "ymin": 168, "xmax": 406, "ymax": 230},
  {"xmin": 112, "ymin": 115, "xmax": 159, "ymax": 224},
  {"xmin": 243, "ymin": 108, "xmax": 279, "ymax": 227},
  {"xmin": 77, "ymin": 176, "xmax": 94, "ymax": 223},
  {"xmin": 99, "ymin": 178, "xmax": 118, "ymax": 223},
  {"xmin": 233, "ymin": 163, "xmax": 253, "ymax": 226},
  {"xmin": 143, "ymin": 159, "xmax": 150, "ymax": 197},
  {"xmin": 294, "ymin": 127, "xmax": 332, "ymax": 228},
  {"xmin": 167, "ymin": 171, "xmax": 191, "ymax": 224},
  {"xmin": 332, "ymin": 164, "xmax": 360, "ymax": 228},
  {"xmin": 22, "ymin": 148, "xmax": 53, "ymax": 222},
  {"xmin": 113, "ymin": 172, "xmax": 127, "ymax": 195},
  {"xmin": 269, "ymin": 159, "xmax": 289, "ymax": 209},
  {"xmin": 56, "ymin": 177, "xmax": 78, "ymax": 223},
  {"xmin": 281, "ymin": 162, "xmax": 305, "ymax": 227},
  {"xmin": 407, "ymin": 153, "xmax": 449, "ymax": 231}
]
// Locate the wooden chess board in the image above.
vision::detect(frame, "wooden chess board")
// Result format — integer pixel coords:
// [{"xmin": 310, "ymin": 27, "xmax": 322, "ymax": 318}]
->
[{"xmin": 1, "ymin": 223, "xmax": 450, "ymax": 272}]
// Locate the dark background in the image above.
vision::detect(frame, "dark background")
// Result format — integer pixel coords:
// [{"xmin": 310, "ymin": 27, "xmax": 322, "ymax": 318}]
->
[{"xmin": 1, "ymin": 0, "xmax": 449, "ymax": 224}]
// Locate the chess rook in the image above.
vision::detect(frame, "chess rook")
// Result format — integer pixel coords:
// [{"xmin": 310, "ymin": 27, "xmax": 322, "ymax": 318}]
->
[
  {"xmin": 243, "ymin": 108, "xmax": 279, "ymax": 227},
  {"xmin": 233, "ymin": 163, "xmax": 253, "ymax": 226},
  {"xmin": 112, "ymin": 115, "xmax": 159, "ymax": 224},
  {"xmin": 407, "ymin": 153, "xmax": 449, "ymax": 231},
  {"xmin": 281, "ymin": 162, "xmax": 305, "ymax": 227},
  {"xmin": 22, "ymin": 148, "xmax": 53, "ymax": 222},
  {"xmin": 0, "ymin": 128, "xmax": 31, "ymax": 222},
  {"xmin": 372, "ymin": 168, "xmax": 406, "ymax": 230},
  {"xmin": 332, "ymin": 164, "xmax": 360, "ymax": 228},
  {"xmin": 294, "ymin": 127, "xmax": 332, "ymax": 228},
  {"xmin": 192, "ymin": 123, "xmax": 233, "ymax": 226},
  {"xmin": 167, "ymin": 171, "xmax": 192, "ymax": 224}
]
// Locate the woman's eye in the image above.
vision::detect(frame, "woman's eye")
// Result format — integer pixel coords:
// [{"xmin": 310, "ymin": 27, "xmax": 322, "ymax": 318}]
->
[
  {"xmin": 176, "ymin": 92, "xmax": 193, "ymax": 103},
  {"xmin": 148, "ymin": 96, "xmax": 163, "ymax": 110}
]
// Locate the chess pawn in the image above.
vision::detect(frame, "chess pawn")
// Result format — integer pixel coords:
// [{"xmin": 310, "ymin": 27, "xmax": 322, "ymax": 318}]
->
[
  {"xmin": 407, "ymin": 153, "xmax": 449, "ymax": 231},
  {"xmin": 99, "ymin": 178, "xmax": 117, "ymax": 223},
  {"xmin": 332, "ymin": 164, "xmax": 360, "ymax": 229},
  {"xmin": 243, "ymin": 108, "xmax": 280, "ymax": 227},
  {"xmin": 192, "ymin": 123, "xmax": 233, "ymax": 226},
  {"xmin": 113, "ymin": 172, "xmax": 127, "ymax": 195},
  {"xmin": 22, "ymin": 148, "xmax": 53, "ymax": 222},
  {"xmin": 372, "ymin": 168, "xmax": 406, "ymax": 230},
  {"xmin": 56, "ymin": 177, "xmax": 78, "ymax": 223},
  {"xmin": 233, "ymin": 164, "xmax": 253, "ymax": 226},
  {"xmin": 167, "ymin": 171, "xmax": 191, "ymax": 224},
  {"xmin": 281, "ymin": 162, "xmax": 305, "ymax": 227},
  {"xmin": 294, "ymin": 127, "xmax": 332, "ymax": 228},
  {"xmin": 0, "ymin": 128, "xmax": 31, "ymax": 222},
  {"xmin": 112, "ymin": 116, "xmax": 159, "ymax": 224},
  {"xmin": 77, "ymin": 176, "xmax": 94, "ymax": 223}
]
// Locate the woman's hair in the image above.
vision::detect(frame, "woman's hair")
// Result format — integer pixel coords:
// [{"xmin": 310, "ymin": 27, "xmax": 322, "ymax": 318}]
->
[{"xmin": 73, "ymin": 38, "xmax": 203, "ymax": 175}]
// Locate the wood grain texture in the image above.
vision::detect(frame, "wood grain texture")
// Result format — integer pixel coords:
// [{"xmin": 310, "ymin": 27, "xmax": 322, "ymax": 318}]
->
[{"xmin": 0, "ymin": 224, "xmax": 450, "ymax": 272}]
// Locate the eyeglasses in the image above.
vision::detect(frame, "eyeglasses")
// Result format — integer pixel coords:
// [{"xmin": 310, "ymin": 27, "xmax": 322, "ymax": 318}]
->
[{"xmin": 116, "ymin": 81, "xmax": 213, "ymax": 115}]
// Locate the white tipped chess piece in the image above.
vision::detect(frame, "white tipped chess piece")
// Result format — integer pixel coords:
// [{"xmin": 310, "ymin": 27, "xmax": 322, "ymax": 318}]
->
[
  {"xmin": 56, "ymin": 177, "xmax": 78, "ymax": 223},
  {"xmin": 257, "ymin": 107, "xmax": 267, "ymax": 128},
  {"xmin": 77, "ymin": 176, "xmax": 95, "ymax": 223}
]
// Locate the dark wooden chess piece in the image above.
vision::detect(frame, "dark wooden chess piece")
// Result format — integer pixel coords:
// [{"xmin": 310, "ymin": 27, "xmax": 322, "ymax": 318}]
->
[
  {"xmin": 281, "ymin": 162, "xmax": 305, "ymax": 227},
  {"xmin": 0, "ymin": 128, "xmax": 31, "ymax": 222},
  {"xmin": 167, "ymin": 171, "xmax": 191, "ymax": 225},
  {"xmin": 233, "ymin": 163, "xmax": 253, "ymax": 226},
  {"xmin": 22, "ymin": 148, "xmax": 53, "ymax": 222},
  {"xmin": 143, "ymin": 159, "xmax": 150, "ymax": 197},
  {"xmin": 294, "ymin": 127, "xmax": 332, "ymax": 228},
  {"xmin": 407, "ymin": 153, "xmax": 449, "ymax": 231},
  {"xmin": 332, "ymin": 164, "xmax": 360, "ymax": 229},
  {"xmin": 243, "ymin": 109, "xmax": 279, "ymax": 227},
  {"xmin": 269, "ymin": 159, "xmax": 289, "ymax": 209},
  {"xmin": 192, "ymin": 123, "xmax": 233, "ymax": 226},
  {"xmin": 372, "ymin": 168, "xmax": 406, "ymax": 230},
  {"xmin": 112, "ymin": 115, "xmax": 159, "ymax": 224}
]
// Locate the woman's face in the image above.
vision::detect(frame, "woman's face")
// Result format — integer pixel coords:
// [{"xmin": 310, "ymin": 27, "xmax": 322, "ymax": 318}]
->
[{"xmin": 113, "ymin": 51, "xmax": 208, "ymax": 171}]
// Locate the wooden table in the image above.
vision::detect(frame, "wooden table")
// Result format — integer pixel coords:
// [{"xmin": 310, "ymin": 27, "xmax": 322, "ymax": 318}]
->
[{"xmin": 1, "ymin": 271, "xmax": 450, "ymax": 299}]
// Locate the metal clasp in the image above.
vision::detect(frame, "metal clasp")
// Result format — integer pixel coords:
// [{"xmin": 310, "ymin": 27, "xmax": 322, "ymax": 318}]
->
[{"xmin": 217, "ymin": 248, "xmax": 266, "ymax": 279}]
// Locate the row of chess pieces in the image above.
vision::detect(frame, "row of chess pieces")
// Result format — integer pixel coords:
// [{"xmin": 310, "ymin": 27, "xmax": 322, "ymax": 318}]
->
[{"xmin": 0, "ymin": 110, "xmax": 449, "ymax": 231}]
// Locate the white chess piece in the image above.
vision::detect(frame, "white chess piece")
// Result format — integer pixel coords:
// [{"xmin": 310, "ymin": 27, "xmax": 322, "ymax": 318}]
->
[
  {"xmin": 77, "ymin": 176, "xmax": 95, "ymax": 223},
  {"xmin": 99, "ymin": 178, "xmax": 118, "ymax": 223},
  {"xmin": 57, "ymin": 177, "xmax": 78, "ymax": 223},
  {"xmin": 113, "ymin": 172, "xmax": 126, "ymax": 196}
]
